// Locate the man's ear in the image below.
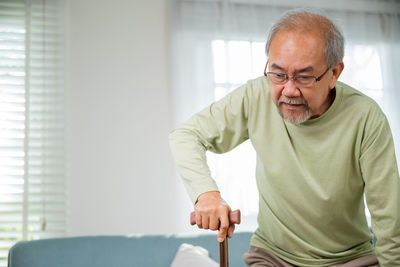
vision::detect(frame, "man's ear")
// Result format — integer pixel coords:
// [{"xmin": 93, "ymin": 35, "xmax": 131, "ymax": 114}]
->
[{"xmin": 329, "ymin": 62, "xmax": 344, "ymax": 89}]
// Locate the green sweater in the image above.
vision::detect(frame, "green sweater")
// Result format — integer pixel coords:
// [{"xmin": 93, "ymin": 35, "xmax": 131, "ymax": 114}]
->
[{"xmin": 169, "ymin": 77, "xmax": 400, "ymax": 266}]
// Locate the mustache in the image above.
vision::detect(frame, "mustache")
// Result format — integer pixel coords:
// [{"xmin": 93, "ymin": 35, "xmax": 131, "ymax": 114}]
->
[{"xmin": 278, "ymin": 96, "xmax": 308, "ymax": 106}]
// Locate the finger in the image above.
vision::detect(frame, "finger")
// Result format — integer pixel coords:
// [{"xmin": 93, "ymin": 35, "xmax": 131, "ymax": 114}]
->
[
  {"xmin": 202, "ymin": 215, "xmax": 209, "ymax": 229},
  {"xmin": 209, "ymin": 213, "xmax": 219, "ymax": 231},
  {"xmin": 217, "ymin": 214, "xmax": 229, "ymax": 242},
  {"xmin": 195, "ymin": 213, "xmax": 202, "ymax": 228},
  {"xmin": 227, "ymin": 224, "xmax": 235, "ymax": 238}
]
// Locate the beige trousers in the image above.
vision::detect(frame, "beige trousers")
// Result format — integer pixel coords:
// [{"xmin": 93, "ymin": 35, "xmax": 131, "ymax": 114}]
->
[{"xmin": 243, "ymin": 246, "xmax": 379, "ymax": 267}]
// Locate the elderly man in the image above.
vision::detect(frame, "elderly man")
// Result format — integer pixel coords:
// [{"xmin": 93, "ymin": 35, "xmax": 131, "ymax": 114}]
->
[{"xmin": 169, "ymin": 11, "xmax": 400, "ymax": 266}]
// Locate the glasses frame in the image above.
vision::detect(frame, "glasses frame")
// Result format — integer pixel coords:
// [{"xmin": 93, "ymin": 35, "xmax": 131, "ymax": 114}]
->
[{"xmin": 264, "ymin": 61, "xmax": 330, "ymax": 86}]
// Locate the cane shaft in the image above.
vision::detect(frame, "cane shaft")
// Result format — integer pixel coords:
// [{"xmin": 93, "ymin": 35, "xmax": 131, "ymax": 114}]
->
[{"xmin": 219, "ymin": 238, "xmax": 229, "ymax": 267}]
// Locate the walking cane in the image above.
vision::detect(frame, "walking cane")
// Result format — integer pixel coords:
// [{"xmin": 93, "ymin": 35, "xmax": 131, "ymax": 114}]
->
[{"xmin": 190, "ymin": 210, "xmax": 241, "ymax": 267}]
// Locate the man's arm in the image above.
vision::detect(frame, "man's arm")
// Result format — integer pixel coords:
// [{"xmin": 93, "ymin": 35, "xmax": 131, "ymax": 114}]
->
[
  {"xmin": 360, "ymin": 107, "xmax": 400, "ymax": 266},
  {"xmin": 169, "ymin": 83, "xmax": 252, "ymax": 241}
]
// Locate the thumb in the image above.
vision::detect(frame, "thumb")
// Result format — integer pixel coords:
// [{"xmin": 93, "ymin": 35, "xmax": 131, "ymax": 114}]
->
[{"xmin": 217, "ymin": 214, "xmax": 229, "ymax": 242}]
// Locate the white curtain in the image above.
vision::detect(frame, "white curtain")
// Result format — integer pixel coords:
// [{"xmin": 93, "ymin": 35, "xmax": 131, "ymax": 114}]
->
[
  {"xmin": 0, "ymin": 0, "xmax": 66, "ymax": 265},
  {"xmin": 169, "ymin": 0, "xmax": 400, "ymax": 231}
]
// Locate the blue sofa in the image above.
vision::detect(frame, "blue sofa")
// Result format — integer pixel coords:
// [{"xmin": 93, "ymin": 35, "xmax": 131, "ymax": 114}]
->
[{"xmin": 8, "ymin": 232, "xmax": 253, "ymax": 267}]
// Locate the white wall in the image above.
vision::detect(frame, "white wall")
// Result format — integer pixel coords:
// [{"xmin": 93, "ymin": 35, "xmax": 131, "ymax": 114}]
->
[{"xmin": 66, "ymin": 0, "xmax": 180, "ymax": 236}]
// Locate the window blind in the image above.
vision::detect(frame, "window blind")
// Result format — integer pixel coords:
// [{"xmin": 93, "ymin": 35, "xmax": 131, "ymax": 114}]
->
[{"xmin": 0, "ymin": 0, "xmax": 66, "ymax": 265}]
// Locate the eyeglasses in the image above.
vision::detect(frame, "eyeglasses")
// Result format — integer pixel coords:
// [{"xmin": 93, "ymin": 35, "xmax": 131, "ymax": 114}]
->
[{"xmin": 264, "ymin": 61, "xmax": 330, "ymax": 87}]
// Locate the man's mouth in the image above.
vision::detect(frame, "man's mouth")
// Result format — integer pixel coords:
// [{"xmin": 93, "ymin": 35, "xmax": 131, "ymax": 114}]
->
[
  {"xmin": 276, "ymin": 97, "xmax": 312, "ymax": 123},
  {"xmin": 282, "ymin": 102, "xmax": 304, "ymax": 106},
  {"xmin": 278, "ymin": 98, "xmax": 307, "ymax": 109}
]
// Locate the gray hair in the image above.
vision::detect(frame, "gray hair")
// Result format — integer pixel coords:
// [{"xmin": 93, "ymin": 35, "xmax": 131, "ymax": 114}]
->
[{"xmin": 266, "ymin": 10, "xmax": 344, "ymax": 68}]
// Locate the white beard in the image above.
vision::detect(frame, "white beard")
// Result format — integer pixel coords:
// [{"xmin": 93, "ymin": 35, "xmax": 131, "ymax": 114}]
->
[{"xmin": 278, "ymin": 107, "xmax": 312, "ymax": 124}]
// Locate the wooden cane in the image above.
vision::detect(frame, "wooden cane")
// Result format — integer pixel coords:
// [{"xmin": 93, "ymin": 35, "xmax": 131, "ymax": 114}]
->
[{"xmin": 190, "ymin": 210, "xmax": 241, "ymax": 267}]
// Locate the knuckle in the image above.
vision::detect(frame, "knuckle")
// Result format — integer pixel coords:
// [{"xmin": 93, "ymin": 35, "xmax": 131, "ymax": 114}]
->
[
  {"xmin": 220, "ymin": 224, "xmax": 228, "ymax": 231},
  {"xmin": 220, "ymin": 218, "xmax": 229, "ymax": 227},
  {"xmin": 210, "ymin": 225, "xmax": 218, "ymax": 231},
  {"xmin": 198, "ymin": 206, "xmax": 213, "ymax": 215},
  {"xmin": 217, "ymin": 205, "xmax": 228, "ymax": 212},
  {"xmin": 195, "ymin": 206, "xmax": 204, "ymax": 213}
]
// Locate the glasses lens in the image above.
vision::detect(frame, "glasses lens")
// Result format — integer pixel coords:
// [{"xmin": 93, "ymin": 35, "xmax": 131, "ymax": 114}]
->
[
  {"xmin": 295, "ymin": 76, "xmax": 315, "ymax": 86},
  {"xmin": 266, "ymin": 72, "xmax": 316, "ymax": 87},
  {"xmin": 267, "ymin": 73, "xmax": 286, "ymax": 84}
]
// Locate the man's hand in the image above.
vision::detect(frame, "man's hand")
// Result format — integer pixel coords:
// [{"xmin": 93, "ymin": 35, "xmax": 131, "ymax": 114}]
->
[{"xmin": 194, "ymin": 191, "xmax": 235, "ymax": 242}]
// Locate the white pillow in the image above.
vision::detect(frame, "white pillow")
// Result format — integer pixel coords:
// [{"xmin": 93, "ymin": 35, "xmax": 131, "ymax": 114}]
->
[{"xmin": 170, "ymin": 243, "xmax": 219, "ymax": 267}]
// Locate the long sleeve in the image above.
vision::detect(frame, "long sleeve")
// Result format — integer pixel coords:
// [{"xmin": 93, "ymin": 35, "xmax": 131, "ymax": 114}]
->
[
  {"xmin": 360, "ymin": 106, "xmax": 400, "ymax": 266},
  {"xmin": 169, "ymin": 83, "xmax": 251, "ymax": 203}
]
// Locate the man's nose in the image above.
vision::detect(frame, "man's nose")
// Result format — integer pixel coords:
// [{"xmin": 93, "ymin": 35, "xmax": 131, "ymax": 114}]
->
[{"xmin": 282, "ymin": 79, "xmax": 301, "ymax": 97}]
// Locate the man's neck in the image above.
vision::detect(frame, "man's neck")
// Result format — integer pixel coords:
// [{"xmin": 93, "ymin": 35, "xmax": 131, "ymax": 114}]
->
[{"xmin": 310, "ymin": 88, "xmax": 336, "ymax": 119}]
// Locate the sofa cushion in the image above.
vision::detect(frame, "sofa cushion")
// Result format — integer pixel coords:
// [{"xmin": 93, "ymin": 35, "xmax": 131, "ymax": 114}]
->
[
  {"xmin": 8, "ymin": 232, "xmax": 252, "ymax": 267},
  {"xmin": 170, "ymin": 243, "xmax": 218, "ymax": 267}
]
